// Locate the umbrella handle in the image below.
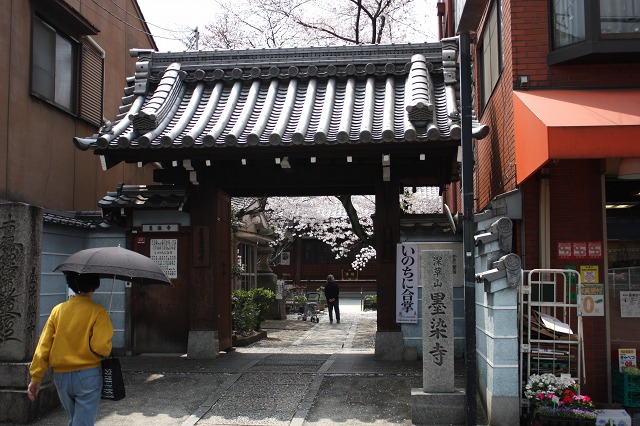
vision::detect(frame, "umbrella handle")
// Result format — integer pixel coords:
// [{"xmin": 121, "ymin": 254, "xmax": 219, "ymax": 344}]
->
[{"xmin": 108, "ymin": 276, "xmax": 115, "ymax": 314}]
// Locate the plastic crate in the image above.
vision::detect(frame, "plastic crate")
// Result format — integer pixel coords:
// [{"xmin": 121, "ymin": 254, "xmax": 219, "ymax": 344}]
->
[
  {"xmin": 614, "ymin": 369, "xmax": 640, "ymax": 392},
  {"xmin": 613, "ymin": 369, "xmax": 640, "ymax": 407}
]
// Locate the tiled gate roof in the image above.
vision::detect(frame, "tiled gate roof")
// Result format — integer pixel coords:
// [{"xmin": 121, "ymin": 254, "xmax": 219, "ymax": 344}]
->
[{"xmin": 75, "ymin": 40, "xmax": 488, "ymax": 158}]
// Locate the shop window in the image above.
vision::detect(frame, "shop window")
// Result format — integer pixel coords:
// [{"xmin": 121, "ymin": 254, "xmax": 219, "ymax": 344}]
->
[
  {"xmin": 549, "ymin": 0, "xmax": 640, "ymax": 64},
  {"xmin": 480, "ymin": 0, "xmax": 503, "ymax": 108},
  {"xmin": 31, "ymin": 5, "xmax": 103, "ymax": 126}
]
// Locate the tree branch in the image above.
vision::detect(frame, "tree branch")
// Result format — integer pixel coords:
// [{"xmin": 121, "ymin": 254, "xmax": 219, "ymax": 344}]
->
[{"xmin": 336, "ymin": 195, "xmax": 375, "ymax": 247}]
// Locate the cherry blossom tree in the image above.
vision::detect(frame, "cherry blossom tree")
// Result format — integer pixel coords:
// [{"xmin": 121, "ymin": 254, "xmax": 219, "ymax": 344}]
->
[
  {"xmin": 200, "ymin": 0, "xmax": 437, "ymax": 49},
  {"xmin": 233, "ymin": 187, "xmax": 442, "ymax": 270}
]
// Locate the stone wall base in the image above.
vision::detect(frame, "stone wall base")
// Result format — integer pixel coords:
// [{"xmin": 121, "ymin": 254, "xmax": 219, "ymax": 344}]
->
[
  {"xmin": 479, "ymin": 384, "xmax": 520, "ymax": 426},
  {"xmin": 403, "ymin": 345, "xmax": 418, "ymax": 361},
  {"xmin": 187, "ymin": 330, "xmax": 219, "ymax": 359},
  {"xmin": 232, "ymin": 331, "xmax": 267, "ymax": 347},
  {"xmin": 0, "ymin": 383, "xmax": 59, "ymax": 423},
  {"xmin": 374, "ymin": 331, "xmax": 404, "ymax": 360},
  {"xmin": 411, "ymin": 388, "xmax": 466, "ymax": 425}
]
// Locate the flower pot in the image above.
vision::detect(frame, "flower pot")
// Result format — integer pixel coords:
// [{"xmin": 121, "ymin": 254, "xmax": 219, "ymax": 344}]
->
[{"xmin": 535, "ymin": 415, "xmax": 596, "ymax": 426}]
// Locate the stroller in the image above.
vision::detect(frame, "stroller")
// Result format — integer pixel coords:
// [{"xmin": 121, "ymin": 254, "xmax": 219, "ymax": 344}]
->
[{"xmin": 301, "ymin": 291, "xmax": 320, "ymax": 323}]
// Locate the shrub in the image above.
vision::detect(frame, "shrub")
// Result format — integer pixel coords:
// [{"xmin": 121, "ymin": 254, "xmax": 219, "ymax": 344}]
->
[
  {"xmin": 231, "ymin": 290, "xmax": 258, "ymax": 333},
  {"xmin": 251, "ymin": 287, "xmax": 275, "ymax": 329},
  {"xmin": 232, "ymin": 288, "xmax": 276, "ymax": 333}
]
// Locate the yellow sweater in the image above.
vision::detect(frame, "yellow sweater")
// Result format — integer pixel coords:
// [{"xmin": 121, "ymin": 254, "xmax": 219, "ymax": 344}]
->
[{"xmin": 30, "ymin": 296, "xmax": 114, "ymax": 382}]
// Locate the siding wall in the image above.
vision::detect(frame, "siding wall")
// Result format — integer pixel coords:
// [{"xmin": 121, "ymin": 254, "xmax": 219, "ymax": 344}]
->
[
  {"xmin": 0, "ymin": 0, "xmax": 156, "ymax": 212},
  {"xmin": 41, "ymin": 225, "xmax": 127, "ymax": 348}
]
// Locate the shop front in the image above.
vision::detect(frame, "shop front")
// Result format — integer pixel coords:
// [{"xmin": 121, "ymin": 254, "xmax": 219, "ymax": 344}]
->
[{"xmin": 514, "ymin": 89, "xmax": 640, "ymax": 408}]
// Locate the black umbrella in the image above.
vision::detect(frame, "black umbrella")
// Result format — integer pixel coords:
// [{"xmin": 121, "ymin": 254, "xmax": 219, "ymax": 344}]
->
[{"xmin": 54, "ymin": 246, "xmax": 172, "ymax": 286}]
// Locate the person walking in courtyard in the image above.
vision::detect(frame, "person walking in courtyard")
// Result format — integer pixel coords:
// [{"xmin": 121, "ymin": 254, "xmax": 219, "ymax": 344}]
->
[
  {"xmin": 324, "ymin": 274, "xmax": 340, "ymax": 324},
  {"xmin": 28, "ymin": 273, "xmax": 114, "ymax": 426}
]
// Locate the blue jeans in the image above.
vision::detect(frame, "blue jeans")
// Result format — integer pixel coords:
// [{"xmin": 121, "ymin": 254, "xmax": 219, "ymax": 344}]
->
[{"xmin": 54, "ymin": 367, "xmax": 102, "ymax": 426}]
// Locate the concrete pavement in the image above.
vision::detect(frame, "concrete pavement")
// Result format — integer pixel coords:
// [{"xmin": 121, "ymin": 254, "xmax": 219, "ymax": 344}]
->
[{"xmin": 10, "ymin": 299, "xmax": 484, "ymax": 425}]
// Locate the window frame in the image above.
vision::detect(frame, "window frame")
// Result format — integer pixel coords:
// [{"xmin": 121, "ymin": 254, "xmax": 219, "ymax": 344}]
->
[
  {"xmin": 479, "ymin": 0, "xmax": 503, "ymax": 109},
  {"xmin": 548, "ymin": 0, "xmax": 640, "ymax": 65},
  {"xmin": 31, "ymin": 15, "xmax": 79, "ymax": 114},
  {"xmin": 30, "ymin": 1, "xmax": 103, "ymax": 126},
  {"xmin": 237, "ymin": 241, "xmax": 258, "ymax": 291}
]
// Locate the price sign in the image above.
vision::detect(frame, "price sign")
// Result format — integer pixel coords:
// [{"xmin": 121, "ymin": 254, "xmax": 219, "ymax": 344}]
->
[
  {"xmin": 619, "ymin": 349, "xmax": 637, "ymax": 371},
  {"xmin": 579, "ymin": 284, "xmax": 604, "ymax": 316}
]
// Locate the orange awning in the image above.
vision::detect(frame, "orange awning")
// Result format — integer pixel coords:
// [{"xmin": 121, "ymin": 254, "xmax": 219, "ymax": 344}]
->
[{"xmin": 514, "ymin": 89, "xmax": 640, "ymax": 184}]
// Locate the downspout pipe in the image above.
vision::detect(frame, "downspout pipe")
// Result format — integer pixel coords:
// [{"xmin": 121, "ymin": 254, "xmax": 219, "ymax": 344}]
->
[{"xmin": 460, "ymin": 32, "xmax": 478, "ymax": 425}]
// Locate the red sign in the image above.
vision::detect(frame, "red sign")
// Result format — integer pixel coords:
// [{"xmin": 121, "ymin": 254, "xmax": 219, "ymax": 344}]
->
[
  {"xmin": 136, "ymin": 237, "xmax": 146, "ymax": 244},
  {"xmin": 558, "ymin": 241, "xmax": 603, "ymax": 259},
  {"xmin": 588, "ymin": 242, "xmax": 602, "ymax": 259},
  {"xmin": 558, "ymin": 242, "xmax": 572, "ymax": 259},
  {"xmin": 572, "ymin": 242, "xmax": 587, "ymax": 258}
]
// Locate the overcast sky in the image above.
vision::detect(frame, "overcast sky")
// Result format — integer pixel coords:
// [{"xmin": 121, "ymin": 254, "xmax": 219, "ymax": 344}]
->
[{"xmin": 137, "ymin": 0, "xmax": 439, "ymax": 52}]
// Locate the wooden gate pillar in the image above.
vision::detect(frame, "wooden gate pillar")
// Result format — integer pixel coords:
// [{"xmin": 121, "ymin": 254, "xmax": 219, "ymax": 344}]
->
[
  {"xmin": 188, "ymin": 183, "xmax": 233, "ymax": 357},
  {"xmin": 374, "ymin": 177, "xmax": 403, "ymax": 360}
]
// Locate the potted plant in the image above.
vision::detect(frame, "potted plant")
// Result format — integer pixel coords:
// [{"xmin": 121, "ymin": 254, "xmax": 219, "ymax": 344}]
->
[
  {"xmin": 525, "ymin": 373, "xmax": 597, "ymax": 426},
  {"xmin": 293, "ymin": 294, "xmax": 307, "ymax": 314}
]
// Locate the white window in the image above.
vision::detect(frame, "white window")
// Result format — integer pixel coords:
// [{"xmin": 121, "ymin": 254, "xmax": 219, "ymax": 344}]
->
[
  {"xmin": 551, "ymin": 0, "xmax": 640, "ymax": 48},
  {"xmin": 552, "ymin": 0, "xmax": 586, "ymax": 48},
  {"xmin": 600, "ymin": 0, "xmax": 640, "ymax": 38}
]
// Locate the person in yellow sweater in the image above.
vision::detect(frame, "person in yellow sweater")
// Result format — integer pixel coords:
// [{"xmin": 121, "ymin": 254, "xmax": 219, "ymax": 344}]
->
[{"xmin": 28, "ymin": 273, "xmax": 114, "ymax": 425}]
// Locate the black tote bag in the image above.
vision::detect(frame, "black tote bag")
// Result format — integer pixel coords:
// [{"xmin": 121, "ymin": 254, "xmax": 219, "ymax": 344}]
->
[{"xmin": 101, "ymin": 357, "xmax": 126, "ymax": 401}]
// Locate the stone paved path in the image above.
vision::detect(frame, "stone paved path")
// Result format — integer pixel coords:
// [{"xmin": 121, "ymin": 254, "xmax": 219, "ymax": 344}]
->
[{"xmin": 15, "ymin": 302, "xmax": 483, "ymax": 426}]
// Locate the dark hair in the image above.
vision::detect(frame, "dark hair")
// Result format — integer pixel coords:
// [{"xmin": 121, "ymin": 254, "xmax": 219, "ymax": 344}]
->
[
  {"xmin": 327, "ymin": 274, "xmax": 334, "ymax": 282},
  {"xmin": 65, "ymin": 273, "xmax": 101, "ymax": 294}
]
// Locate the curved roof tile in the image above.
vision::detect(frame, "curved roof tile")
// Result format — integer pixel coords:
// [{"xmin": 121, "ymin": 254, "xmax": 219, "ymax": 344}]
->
[
  {"xmin": 43, "ymin": 212, "xmax": 98, "ymax": 229},
  {"xmin": 98, "ymin": 185, "xmax": 188, "ymax": 210},
  {"xmin": 75, "ymin": 41, "xmax": 489, "ymax": 164}
]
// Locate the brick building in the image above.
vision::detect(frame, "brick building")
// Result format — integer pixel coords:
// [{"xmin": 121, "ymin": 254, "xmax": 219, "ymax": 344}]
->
[{"xmin": 443, "ymin": 0, "xmax": 640, "ymax": 422}]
